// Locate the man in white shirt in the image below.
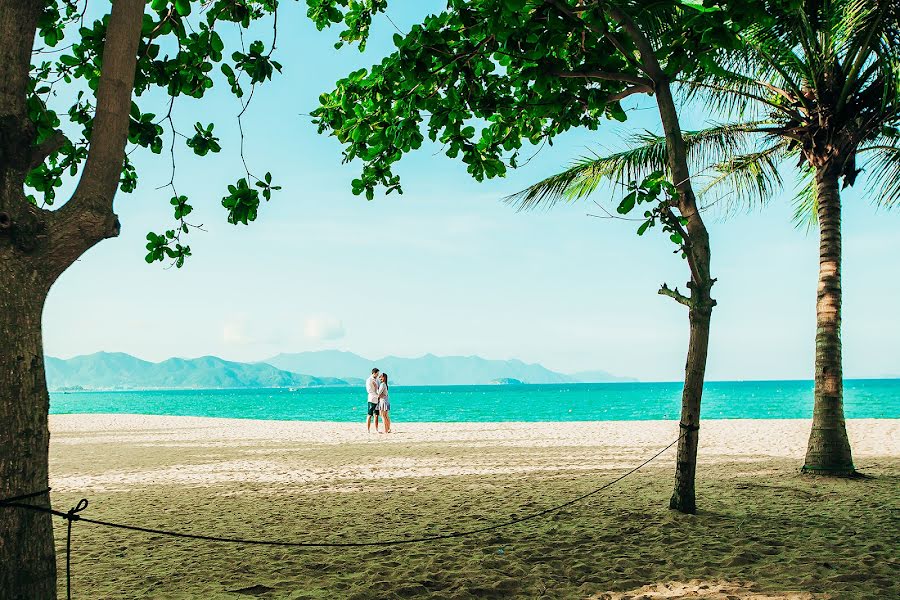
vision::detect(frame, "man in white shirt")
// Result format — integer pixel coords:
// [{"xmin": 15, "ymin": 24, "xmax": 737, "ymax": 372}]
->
[{"xmin": 365, "ymin": 368, "xmax": 381, "ymax": 432}]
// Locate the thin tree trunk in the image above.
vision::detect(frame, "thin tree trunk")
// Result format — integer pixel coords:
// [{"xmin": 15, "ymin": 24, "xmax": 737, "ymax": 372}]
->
[
  {"xmin": 0, "ymin": 269, "xmax": 56, "ymax": 599},
  {"xmin": 654, "ymin": 81, "xmax": 715, "ymax": 515},
  {"xmin": 802, "ymin": 168, "xmax": 854, "ymax": 474},
  {"xmin": 606, "ymin": 5, "xmax": 715, "ymax": 512},
  {"xmin": 668, "ymin": 306, "xmax": 712, "ymax": 513}
]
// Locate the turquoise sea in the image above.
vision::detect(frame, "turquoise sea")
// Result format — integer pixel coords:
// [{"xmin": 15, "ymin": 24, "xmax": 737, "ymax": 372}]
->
[{"xmin": 49, "ymin": 380, "xmax": 900, "ymax": 422}]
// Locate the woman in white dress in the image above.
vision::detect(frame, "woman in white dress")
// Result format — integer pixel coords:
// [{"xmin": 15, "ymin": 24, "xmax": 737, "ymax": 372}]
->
[{"xmin": 377, "ymin": 373, "xmax": 391, "ymax": 433}]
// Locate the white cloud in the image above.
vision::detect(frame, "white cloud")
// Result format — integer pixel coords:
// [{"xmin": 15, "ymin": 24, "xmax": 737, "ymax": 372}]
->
[
  {"xmin": 222, "ymin": 316, "xmax": 286, "ymax": 346},
  {"xmin": 222, "ymin": 320, "xmax": 250, "ymax": 344},
  {"xmin": 304, "ymin": 315, "xmax": 346, "ymax": 341}
]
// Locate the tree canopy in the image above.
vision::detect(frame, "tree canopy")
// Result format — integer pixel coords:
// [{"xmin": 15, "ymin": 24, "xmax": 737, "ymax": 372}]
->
[
  {"xmin": 24, "ymin": 0, "xmax": 283, "ymax": 268},
  {"xmin": 309, "ymin": 0, "xmax": 740, "ymax": 199}
]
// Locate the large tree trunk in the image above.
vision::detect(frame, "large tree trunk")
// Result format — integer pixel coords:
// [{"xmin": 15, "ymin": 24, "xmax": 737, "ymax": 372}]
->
[
  {"xmin": 0, "ymin": 2, "xmax": 145, "ymax": 597},
  {"xmin": 802, "ymin": 168, "xmax": 854, "ymax": 474},
  {"xmin": 1, "ymin": 0, "xmax": 58, "ymax": 595},
  {"xmin": 0, "ymin": 268, "xmax": 55, "ymax": 599}
]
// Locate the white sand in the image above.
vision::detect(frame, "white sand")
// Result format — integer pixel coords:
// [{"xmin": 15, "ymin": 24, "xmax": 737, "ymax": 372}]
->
[{"xmin": 49, "ymin": 415, "xmax": 898, "ymax": 492}]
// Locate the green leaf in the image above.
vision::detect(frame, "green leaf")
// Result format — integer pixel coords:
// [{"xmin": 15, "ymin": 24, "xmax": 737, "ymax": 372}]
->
[
  {"xmin": 174, "ymin": 0, "xmax": 191, "ymax": 17},
  {"xmin": 617, "ymin": 192, "xmax": 637, "ymax": 214}
]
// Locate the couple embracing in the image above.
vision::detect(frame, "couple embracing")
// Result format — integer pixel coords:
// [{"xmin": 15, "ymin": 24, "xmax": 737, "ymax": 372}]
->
[{"xmin": 365, "ymin": 367, "xmax": 391, "ymax": 433}]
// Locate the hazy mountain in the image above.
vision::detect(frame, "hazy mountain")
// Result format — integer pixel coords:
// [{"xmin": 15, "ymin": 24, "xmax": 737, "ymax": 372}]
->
[
  {"xmin": 262, "ymin": 350, "xmax": 372, "ymax": 380},
  {"xmin": 45, "ymin": 352, "xmax": 355, "ymax": 391},
  {"xmin": 265, "ymin": 351, "xmax": 632, "ymax": 385},
  {"xmin": 45, "ymin": 351, "xmax": 633, "ymax": 390}
]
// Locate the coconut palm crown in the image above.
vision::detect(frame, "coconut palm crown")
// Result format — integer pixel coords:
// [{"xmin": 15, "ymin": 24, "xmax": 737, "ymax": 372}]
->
[{"xmin": 508, "ymin": 0, "xmax": 900, "ymax": 474}]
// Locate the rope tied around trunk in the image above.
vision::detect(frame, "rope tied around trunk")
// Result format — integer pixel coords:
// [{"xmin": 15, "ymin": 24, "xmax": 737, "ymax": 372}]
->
[
  {"xmin": 1, "ymin": 433, "xmax": 684, "ymax": 598},
  {"xmin": 679, "ymin": 422, "xmax": 700, "ymax": 432}
]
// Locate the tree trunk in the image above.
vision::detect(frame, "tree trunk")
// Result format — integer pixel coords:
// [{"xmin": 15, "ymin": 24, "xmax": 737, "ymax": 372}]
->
[
  {"xmin": 0, "ymin": 1, "xmax": 144, "ymax": 595},
  {"xmin": 668, "ymin": 305, "xmax": 711, "ymax": 514},
  {"xmin": 0, "ymin": 268, "xmax": 56, "ymax": 599},
  {"xmin": 802, "ymin": 168, "xmax": 854, "ymax": 474},
  {"xmin": 653, "ymin": 80, "xmax": 715, "ymax": 514}
]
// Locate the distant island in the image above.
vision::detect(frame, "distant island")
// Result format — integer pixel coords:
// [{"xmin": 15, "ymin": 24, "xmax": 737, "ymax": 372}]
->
[{"xmin": 44, "ymin": 350, "xmax": 635, "ymax": 391}]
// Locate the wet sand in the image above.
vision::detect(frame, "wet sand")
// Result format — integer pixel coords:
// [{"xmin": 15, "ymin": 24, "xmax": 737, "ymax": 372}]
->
[{"xmin": 47, "ymin": 416, "xmax": 899, "ymax": 599}]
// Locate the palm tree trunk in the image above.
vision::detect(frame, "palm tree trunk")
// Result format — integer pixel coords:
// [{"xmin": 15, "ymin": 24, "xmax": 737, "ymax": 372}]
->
[
  {"xmin": 0, "ymin": 267, "xmax": 57, "ymax": 599},
  {"xmin": 802, "ymin": 168, "xmax": 854, "ymax": 474}
]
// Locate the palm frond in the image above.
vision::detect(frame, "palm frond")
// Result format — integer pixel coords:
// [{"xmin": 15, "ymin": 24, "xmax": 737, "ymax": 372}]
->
[
  {"xmin": 699, "ymin": 140, "xmax": 791, "ymax": 213},
  {"xmin": 503, "ymin": 153, "xmax": 621, "ymax": 212},
  {"xmin": 860, "ymin": 143, "xmax": 900, "ymax": 208},
  {"xmin": 791, "ymin": 168, "xmax": 819, "ymax": 230},
  {"xmin": 678, "ymin": 73, "xmax": 779, "ymax": 121},
  {"xmin": 505, "ymin": 122, "xmax": 770, "ymax": 211}
]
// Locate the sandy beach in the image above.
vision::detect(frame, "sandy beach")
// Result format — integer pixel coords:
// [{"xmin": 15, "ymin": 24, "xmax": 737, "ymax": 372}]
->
[{"xmin": 47, "ymin": 416, "xmax": 898, "ymax": 599}]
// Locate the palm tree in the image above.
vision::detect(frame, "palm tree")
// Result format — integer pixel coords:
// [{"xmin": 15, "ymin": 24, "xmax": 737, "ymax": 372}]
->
[{"xmin": 511, "ymin": 0, "xmax": 900, "ymax": 475}]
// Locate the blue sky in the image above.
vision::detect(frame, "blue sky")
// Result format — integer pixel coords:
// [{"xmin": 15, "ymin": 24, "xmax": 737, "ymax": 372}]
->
[{"xmin": 42, "ymin": 2, "xmax": 899, "ymax": 381}]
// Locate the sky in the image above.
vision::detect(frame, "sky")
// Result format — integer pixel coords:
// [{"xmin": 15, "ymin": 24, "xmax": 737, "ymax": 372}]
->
[{"xmin": 41, "ymin": 2, "xmax": 900, "ymax": 382}]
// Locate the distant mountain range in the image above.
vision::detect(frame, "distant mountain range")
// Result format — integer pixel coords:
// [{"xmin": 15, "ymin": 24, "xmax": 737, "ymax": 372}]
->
[
  {"xmin": 45, "ymin": 352, "xmax": 359, "ymax": 391},
  {"xmin": 265, "ymin": 350, "xmax": 635, "ymax": 386},
  {"xmin": 44, "ymin": 350, "xmax": 634, "ymax": 391}
]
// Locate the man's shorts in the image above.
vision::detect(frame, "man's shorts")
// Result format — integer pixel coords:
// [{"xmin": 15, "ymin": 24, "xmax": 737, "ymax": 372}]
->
[{"xmin": 367, "ymin": 402, "xmax": 379, "ymax": 416}]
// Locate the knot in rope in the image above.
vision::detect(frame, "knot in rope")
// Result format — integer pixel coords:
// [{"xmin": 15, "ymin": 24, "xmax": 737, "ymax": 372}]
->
[
  {"xmin": 67, "ymin": 498, "xmax": 89, "ymax": 522},
  {"xmin": 679, "ymin": 422, "xmax": 700, "ymax": 432}
]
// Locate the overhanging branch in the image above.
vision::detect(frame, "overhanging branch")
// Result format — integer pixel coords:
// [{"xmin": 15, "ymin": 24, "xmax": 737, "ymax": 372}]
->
[
  {"xmin": 605, "ymin": 84, "xmax": 653, "ymax": 102},
  {"xmin": 48, "ymin": 0, "xmax": 145, "ymax": 275},
  {"xmin": 604, "ymin": 6, "xmax": 664, "ymax": 82},
  {"xmin": 61, "ymin": 0, "xmax": 144, "ymax": 217},
  {"xmin": 555, "ymin": 70, "xmax": 651, "ymax": 88}
]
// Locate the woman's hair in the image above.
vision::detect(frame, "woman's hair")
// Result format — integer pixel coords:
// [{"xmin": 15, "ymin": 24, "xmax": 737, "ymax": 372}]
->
[{"xmin": 381, "ymin": 373, "xmax": 388, "ymax": 385}]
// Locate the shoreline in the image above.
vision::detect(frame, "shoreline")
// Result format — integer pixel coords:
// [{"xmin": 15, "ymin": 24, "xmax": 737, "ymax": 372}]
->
[{"xmin": 47, "ymin": 376, "xmax": 900, "ymax": 392}]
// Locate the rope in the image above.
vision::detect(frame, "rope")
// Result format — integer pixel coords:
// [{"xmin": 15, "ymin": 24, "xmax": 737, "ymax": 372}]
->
[
  {"xmin": 1, "ymin": 433, "xmax": 683, "ymax": 596},
  {"xmin": 65, "ymin": 499, "xmax": 89, "ymax": 600}
]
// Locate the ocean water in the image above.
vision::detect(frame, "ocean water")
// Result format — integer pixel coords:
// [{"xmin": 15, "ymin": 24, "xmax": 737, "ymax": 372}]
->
[{"xmin": 48, "ymin": 380, "xmax": 899, "ymax": 422}]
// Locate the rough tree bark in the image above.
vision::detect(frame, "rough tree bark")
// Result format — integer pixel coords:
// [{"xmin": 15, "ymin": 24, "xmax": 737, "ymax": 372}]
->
[
  {"xmin": 802, "ymin": 167, "xmax": 854, "ymax": 474},
  {"xmin": 0, "ymin": 1, "xmax": 145, "ymax": 597},
  {"xmin": 0, "ymin": 270, "xmax": 57, "ymax": 600},
  {"xmin": 1, "ymin": 1, "xmax": 57, "ymax": 596},
  {"xmin": 608, "ymin": 7, "xmax": 716, "ymax": 515}
]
